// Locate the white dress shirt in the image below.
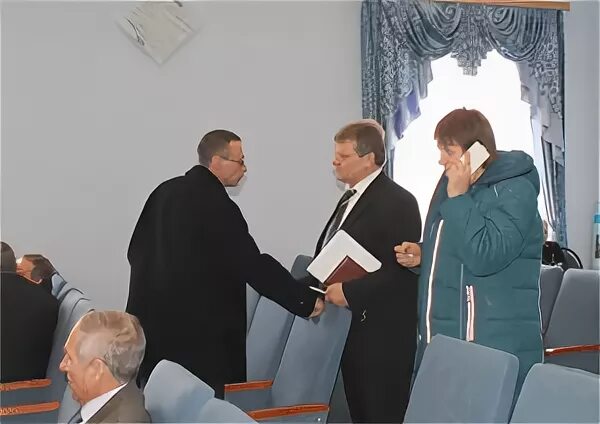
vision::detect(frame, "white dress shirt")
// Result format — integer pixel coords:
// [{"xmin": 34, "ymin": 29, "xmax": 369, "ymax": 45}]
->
[
  {"xmin": 339, "ymin": 167, "xmax": 383, "ymax": 226},
  {"xmin": 80, "ymin": 384, "xmax": 126, "ymax": 424}
]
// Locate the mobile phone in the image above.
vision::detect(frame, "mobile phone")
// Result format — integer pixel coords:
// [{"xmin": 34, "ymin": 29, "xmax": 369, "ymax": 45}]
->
[{"xmin": 462, "ymin": 141, "xmax": 490, "ymax": 174}]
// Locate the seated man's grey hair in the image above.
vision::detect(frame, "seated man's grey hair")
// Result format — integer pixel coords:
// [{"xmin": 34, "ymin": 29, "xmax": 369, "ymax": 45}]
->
[{"xmin": 77, "ymin": 310, "xmax": 146, "ymax": 384}]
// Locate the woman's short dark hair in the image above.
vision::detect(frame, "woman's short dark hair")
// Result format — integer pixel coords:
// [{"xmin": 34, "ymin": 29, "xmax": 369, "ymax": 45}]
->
[{"xmin": 434, "ymin": 108, "xmax": 497, "ymax": 160}]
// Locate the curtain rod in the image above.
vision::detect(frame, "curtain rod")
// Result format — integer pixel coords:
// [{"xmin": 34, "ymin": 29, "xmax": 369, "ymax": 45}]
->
[{"xmin": 433, "ymin": 0, "xmax": 570, "ymax": 11}]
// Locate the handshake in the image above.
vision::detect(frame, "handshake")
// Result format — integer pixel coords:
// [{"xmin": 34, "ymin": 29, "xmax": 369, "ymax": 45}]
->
[
  {"xmin": 306, "ymin": 239, "xmax": 424, "ymax": 319},
  {"xmin": 307, "ymin": 283, "xmax": 347, "ymax": 318}
]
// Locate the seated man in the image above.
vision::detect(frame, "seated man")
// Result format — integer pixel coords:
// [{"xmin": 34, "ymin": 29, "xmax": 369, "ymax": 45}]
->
[
  {"xmin": 1, "ymin": 241, "xmax": 58, "ymax": 383},
  {"xmin": 60, "ymin": 310, "xmax": 150, "ymax": 423}
]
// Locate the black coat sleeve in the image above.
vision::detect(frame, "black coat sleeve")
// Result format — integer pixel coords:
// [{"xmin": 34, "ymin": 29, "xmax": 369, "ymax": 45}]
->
[{"xmin": 204, "ymin": 186, "xmax": 318, "ymax": 318}]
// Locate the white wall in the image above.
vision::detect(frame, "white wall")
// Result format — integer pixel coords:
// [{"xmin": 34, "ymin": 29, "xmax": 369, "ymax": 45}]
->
[
  {"xmin": 2, "ymin": 0, "xmax": 597, "ymax": 311},
  {"xmin": 1, "ymin": 1, "xmax": 362, "ymax": 309},
  {"xmin": 564, "ymin": 0, "xmax": 600, "ymax": 268}
]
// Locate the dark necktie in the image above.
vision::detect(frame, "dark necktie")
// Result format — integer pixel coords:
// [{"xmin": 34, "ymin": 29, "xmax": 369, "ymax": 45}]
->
[
  {"xmin": 68, "ymin": 409, "xmax": 82, "ymax": 424},
  {"xmin": 320, "ymin": 189, "xmax": 356, "ymax": 250}
]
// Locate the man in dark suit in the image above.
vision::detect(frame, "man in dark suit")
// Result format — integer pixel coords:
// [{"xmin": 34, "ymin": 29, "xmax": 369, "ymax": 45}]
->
[
  {"xmin": 60, "ymin": 310, "xmax": 150, "ymax": 423},
  {"xmin": 1, "ymin": 242, "xmax": 58, "ymax": 383},
  {"xmin": 316, "ymin": 120, "xmax": 421, "ymax": 423},
  {"xmin": 126, "ymin": 130, "xmax": 323, "ymax": 397}
]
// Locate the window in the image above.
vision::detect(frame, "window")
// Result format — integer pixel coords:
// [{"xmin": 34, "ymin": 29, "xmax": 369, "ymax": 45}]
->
[{"xmin": 393, "ymin": 50, "xmax": 547, "ymax": 233}]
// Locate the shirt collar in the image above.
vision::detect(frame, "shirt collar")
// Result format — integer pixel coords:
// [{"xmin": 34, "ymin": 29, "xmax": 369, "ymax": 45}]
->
[
  {"xmin": 346, "ymin": 167, "xmax": 382, "ymax": 195},
  {"xmin": 81, "ymin": 383, "xmax": 126, "ymax": 423}
]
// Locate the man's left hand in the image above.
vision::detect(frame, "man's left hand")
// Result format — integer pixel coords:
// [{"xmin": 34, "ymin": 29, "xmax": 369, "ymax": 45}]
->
[
  {"xmin": 446, "ymin": 151, "xmax": 471, "ymax": 198},
  {"xmin": 325, "ymin": 283, "xmax": 348, "ymax": 307}
]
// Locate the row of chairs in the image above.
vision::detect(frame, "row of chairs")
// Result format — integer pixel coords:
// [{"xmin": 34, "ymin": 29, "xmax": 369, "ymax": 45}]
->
[
  {"xmin": 244, "ymin": 259, "xmax": 600, "ymax": 422},
  {"xmin": 227, "ymin": 302, "xmax": 351, "ymax": 422},
  {"xmin": 108, "ymin": 334, "xmax": 599, "ymax": 424},
  {"xmin": 59, "ymin": 299, "xmax": 350, "ymax": 423},
  {"xmin": 0, "ymin": 274, "xmax": 93, "ymax": 423},
  {"xmin": 540, "ymin": 267, "xmax": 599, "ymax": 373},
  {"xmin": 49, "ymin": 261, "xmax": 351, "ymax": 424},
  {"xmin": 4, "ymin": 263, "xmax": 596, "ymax": 422},
  {"xmin": 61, "ymin": 360, "xmax": 256, "ymax": 423},
  {"xmin": 246, "ymin": 255, "xmax": 353, "ymax": 421},
  {"xmin": 245, "ymin": 255, "xmax": 314, "ymax": 381},
  {"xmin": 406, "ymin": 334, "xmax": 600, "ymax": 423}
]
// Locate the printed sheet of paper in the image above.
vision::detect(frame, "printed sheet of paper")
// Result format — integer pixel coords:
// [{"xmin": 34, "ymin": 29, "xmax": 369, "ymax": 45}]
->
[{"xmin": 117, "ymin": 2, "xmax": 196, "ymax": 65}]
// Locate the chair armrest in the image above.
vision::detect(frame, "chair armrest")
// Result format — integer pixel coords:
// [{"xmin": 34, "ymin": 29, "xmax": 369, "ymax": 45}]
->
[
  {"xmin": 0, "ymin": 401, "xmax": 60, "ymax": 424},
  {"xmin": 248, "ymin": 404, "xmax": 329, "ymax": 422},
  {"xmin": 545, "ymin": 344, "xmax": 600, "ymax": 357},
  {"xmin": 0, "ymin": 379, "xmax": 52, "ymax": 392},
  {"xmin": 0, "ymin": 380, "xmax": 54, "ymax": 405},
  {"xmin": 224, "ymin": 380, "xmax": 273, "ymax": 411}
]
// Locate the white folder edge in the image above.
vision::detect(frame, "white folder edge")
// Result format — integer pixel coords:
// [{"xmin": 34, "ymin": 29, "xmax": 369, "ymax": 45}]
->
[{"xmin": 307, "ymin": 230, "xmax": 381, "ymax": 283}]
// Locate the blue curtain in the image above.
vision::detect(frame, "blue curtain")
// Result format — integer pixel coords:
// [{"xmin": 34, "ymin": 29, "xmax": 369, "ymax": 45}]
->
[{"xmin": 362, "ymin": 0, "xmax": 566, "ymax": 245}]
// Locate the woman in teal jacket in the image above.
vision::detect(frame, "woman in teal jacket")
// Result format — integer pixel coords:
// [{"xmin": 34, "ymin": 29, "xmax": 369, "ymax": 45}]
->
[{"xmin": 396, "ymin": 109, "xmax": 543, "ymax": 391}]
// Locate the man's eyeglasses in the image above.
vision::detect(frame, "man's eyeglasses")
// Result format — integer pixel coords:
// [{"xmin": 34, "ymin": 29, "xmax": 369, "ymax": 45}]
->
[{"xmin": 219, "ymin": 156, "xmax": 245, "ymax": 166}]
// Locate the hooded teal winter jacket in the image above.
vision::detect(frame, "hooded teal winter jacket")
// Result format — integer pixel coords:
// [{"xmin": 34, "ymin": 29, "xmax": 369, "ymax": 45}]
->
[{"xmin": 415, "ymin": 150, "xmax": 543, "ymax": 389}]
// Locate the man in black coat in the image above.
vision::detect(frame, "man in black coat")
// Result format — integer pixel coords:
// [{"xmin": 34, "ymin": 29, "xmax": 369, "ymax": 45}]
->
[
  {"xmin": 1, "ymin": 242, "xmax": 58, "ymax": 383},
  {"xmin": 126, "ymin": 130, "xmax": 323, "ymax": 397},
  {"xmin": 316, "ymin": 120, "xmax": 421, "ymax": 423}
]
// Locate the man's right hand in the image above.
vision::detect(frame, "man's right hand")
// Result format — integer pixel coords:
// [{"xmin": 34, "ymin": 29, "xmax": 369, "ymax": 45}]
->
[
  {"xmin": 394, "ymin": 242, "xmax": 421, "ymax": 268},
  {"xmin": 308, "ymin": 297, "xmax": 325, "ymax": 318}
]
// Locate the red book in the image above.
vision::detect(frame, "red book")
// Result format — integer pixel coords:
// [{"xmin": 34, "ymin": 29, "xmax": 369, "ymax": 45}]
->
[{"xmin": 324, "ymin": 256, "xmax": 368, "ymax": 286}]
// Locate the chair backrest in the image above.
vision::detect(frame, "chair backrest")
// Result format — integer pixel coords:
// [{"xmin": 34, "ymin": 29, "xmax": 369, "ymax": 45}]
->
[
  {"xmin": 405, "ymin": 334, "xmax": 519, "ymax": 423},
  {"xmin": 144, "ymin": 360, "xmax": 215, "ymax": 423},
  {"xmin": 289, "ymin": 255, "xmax": 313, "ymax": 280},
  {"xmin": 51, "ymin": 273, "xmax": 68, "ymax": 299},
  {"xmin": 270, "ymin": 304, "xmax": 351, "ymax": 407},
  {"xmin": 510, "ymin": 363, "xmax": 600, "ymax": 423},
  {"xmin": 46, "ymin": 289, "xmax": 92, "ymax": 401},
  {"xmin": 246, "ymin": 285, "xmax": 260, "ymax": 334},
  {"xmin": 561, "ymin": 247, "xmax": 583, "ymax": 270},
  {"xmin": 539, "ymin": 265, "xmax": 563, "ymax": 334},
  {"xmin": 245, "ymin": 254, "xmax": 315, "ymax": 380},
  {"xmin": 544, "ymin": 269, "xmax": 599, "ymax": 373},
  {"xmin": 246, "ymin": 297, "xmax": 294, "ymax": 381},
  {"xmin": 196, "ymin": 398, "xmax": 256, "ymax": 423}
]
